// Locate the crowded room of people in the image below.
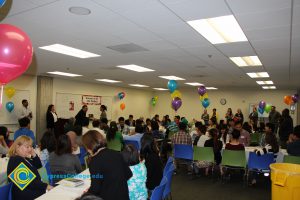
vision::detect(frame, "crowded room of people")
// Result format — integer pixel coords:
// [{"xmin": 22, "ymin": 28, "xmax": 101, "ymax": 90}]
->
[{"xmin": 0, "ymin": 0, "xmax": 300, "ymax": 200}]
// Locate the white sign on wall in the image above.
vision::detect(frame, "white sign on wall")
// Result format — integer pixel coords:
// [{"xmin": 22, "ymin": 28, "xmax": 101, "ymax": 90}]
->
[{"xmin": 82, "ymin": 95, "xmax": 101, "ymax": 105}]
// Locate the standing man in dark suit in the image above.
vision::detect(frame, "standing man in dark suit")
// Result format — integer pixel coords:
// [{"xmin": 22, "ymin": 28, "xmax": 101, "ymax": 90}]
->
[{"xmin": 75, "ymin": 105, "xmax": 88, "ymax": 126}]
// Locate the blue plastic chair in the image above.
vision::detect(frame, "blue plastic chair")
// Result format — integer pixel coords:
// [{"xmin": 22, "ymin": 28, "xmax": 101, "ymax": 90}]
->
[
  {"xmin": 78, "ymin": 147, "xmax": 87, "ymax": 166},
  {"xmin": 248, "ymin": 152, "xmax": 275, "ymax": 171},
  {"xmin": 0, "ymin": 182, "xmax": 12, "ymax": 200},
  {"xmin": 163, "ymin": 157, "xmax": 174, "ymax": 176},
  {"xmin": 150, "ymin": 177, "xmax": 168, "ymax": 200},
  {"xmin": 44, "ymin": 162, "xmax": 54, "ymax": 186},
  {"xmin": 163, "ymin": 164, "xmax": 175, "ymax": 199},
  {"xmin": 174, "ymin": 144, "xmax": 193, "ymax": 160},
  {"xmin": 124, "ymin": 140, "xmax": 140, "ymax": 150}
]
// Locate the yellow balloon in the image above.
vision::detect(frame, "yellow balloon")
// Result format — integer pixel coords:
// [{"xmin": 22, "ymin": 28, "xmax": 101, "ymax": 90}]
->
[
  {"xmin": 199, "ymin": 93, "xmax": 208, "ymax": 101},
  {"xmin": 154, "ymin": 96, "xmax": 158, "ymax": 101},
  {"xmin": 171, "ymin": 90, "xmax": 182, "ymax": 99},
  {"xmin": 5, "ymin": 86, "xmax": 16, "ymax": 99}
]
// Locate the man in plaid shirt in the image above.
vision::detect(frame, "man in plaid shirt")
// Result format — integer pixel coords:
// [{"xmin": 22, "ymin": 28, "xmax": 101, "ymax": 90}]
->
[{"xmin": 171, "ymin": 122, "xmax": 192, "ymax": 145}]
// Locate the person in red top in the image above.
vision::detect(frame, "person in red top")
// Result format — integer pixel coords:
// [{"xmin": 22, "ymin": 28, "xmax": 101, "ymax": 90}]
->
[{"xmin": 225, "ymin": 129, "xmax": 245, "ymax": 151}]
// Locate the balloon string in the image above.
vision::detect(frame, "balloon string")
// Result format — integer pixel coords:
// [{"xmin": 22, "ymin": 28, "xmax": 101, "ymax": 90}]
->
[{"xmin": 0, "ymin": 85, "xmax": 3, "ymax": 108}]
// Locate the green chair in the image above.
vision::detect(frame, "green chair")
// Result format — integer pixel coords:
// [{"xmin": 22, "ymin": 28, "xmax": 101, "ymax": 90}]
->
[
  {"xmin": 221, "ymin": 150, "xmax": 247, "ymax": 183},
  {"xmin": 38, "ymin": 167, "xmax": 49, "ymax": 184},
  {"xmin": 250, "ymin": 133, "xmax": 260, "ymax": 146},
  {"xmin": 193, "ymin": 147, "xmax": 214, "ymax": 162},
  {"xmin": 107, "ymin": 138, "xmax": 122, "ymax": 151},
  {"xmin": 283, "ymin": 155, "xmax": 300, "ymax": 164}
]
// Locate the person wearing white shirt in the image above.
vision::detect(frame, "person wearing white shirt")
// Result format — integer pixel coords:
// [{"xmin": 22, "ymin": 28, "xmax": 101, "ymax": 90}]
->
[
  {"xmin": 82, "ymin": 117, "xmax": 90, "ymax": 135},
  {"xmin": 197, "ymin": 131, "xmax": 211, "ymax": 147},
  {"xmin": 91, "ymin": 119, "xmax": 106, "ymax": 138},
  {"xmin": 18, "ymin": 99, "xmax": 32, "ymax": 120}
]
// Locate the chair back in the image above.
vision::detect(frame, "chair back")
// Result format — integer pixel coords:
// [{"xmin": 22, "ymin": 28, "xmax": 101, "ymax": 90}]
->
[
  {"xmin": 150, "ymin": 177, "xmax": 168, "ymax": 200},
  {"xmin": 107, "ymin": 138, "xmax": 122, "ymax": 151},
  {"xmin": 250, "ymin": 133, "xmax": 260, "ymax": 146},
  {"xmin": 38, "ymin": 167, "xmax": 49, "ymax": 184},
  {"xmin": 174, "ymin": 144, "xmax": 193, "ymax": 160},
  {"xmin": 163, "ymin": 157, "xmax": 174, "ymax": 176},
  {"xmin": 0, "ymin": 183, "xmax": 12, "ymax": 200},
  {"xmin": 221, "ymin": 150, "xmax": 246, "ymax": 168},
  {"xmin": 78, "ymin": 147, "xmax": 87, "ymax": 165},
  {"xmin": 124, "ymin": 140, "xmax": 140, "ymax": 150},
  {"xmin": 193, "ymin": 147, "xmax": 214, "ymax": 162},
  {"xmin": 163, "ymin": 165, "xmax": 175, "ymax": 198},
  {"xmin": 283, "ymin": 155, "xmax": 300, "ymax": 164},
  {"xmin": 248, "ymin": 152, "xmax": 275, "ymax": 170}
]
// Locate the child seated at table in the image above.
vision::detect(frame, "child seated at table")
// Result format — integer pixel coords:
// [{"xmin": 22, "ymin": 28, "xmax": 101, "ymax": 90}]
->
[
  {"xmin": 254, "ymin": 123, "xmax": 279, "ymax": 156},
  {"xmin": 225, "ymin": 129, "xmax": 245, "ymax": 151}
]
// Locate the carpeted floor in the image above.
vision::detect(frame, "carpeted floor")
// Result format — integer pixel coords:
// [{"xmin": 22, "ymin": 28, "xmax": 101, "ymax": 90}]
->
[{"xmin": 171, "ymin": 171, "xmax": 271, "ymax": 200}]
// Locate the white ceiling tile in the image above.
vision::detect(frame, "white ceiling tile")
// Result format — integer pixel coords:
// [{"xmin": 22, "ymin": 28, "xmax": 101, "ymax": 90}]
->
[{"xmin": 216, "ymin": 42, "xmax": 256, "ymax": 57}]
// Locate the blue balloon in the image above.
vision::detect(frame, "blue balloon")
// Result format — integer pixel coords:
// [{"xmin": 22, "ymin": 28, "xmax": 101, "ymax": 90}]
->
[
  {"xmin": 167, "ymin": 80, "xmax": 178, "ymax": 93},
  {"xmin": 0, "ymin": 0, "xmax": 6, "ymax": 7},
  {"xmin": 258, "ymin": 107, "xmax": 264, "ymax": 115},
  {"xmin": 202, "ymin": 98, "xmax": 210, "ymax": 108},
  {"xmin": 6, "ymin": 101, "xmax": 14, "ymax": 112}
]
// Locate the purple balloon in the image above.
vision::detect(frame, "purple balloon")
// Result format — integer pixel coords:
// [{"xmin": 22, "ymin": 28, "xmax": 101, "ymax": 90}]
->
[
  {"xmin": 292, "ymin": 94, "xmax": 299, "ymax": 103},
  {"xmin": 259, "ymin": 100, "xmax": 266, "ymax": 109},
  {"xmin": 197, "ymin": 86, "xmax": 206, "ymax": 96},
  {"xmin": 171, "ymin": 97, "xmax": 182, "ymax": 111}
]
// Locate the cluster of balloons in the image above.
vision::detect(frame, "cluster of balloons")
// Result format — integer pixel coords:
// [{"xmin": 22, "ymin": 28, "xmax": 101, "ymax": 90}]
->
[
  {"xmin": 4, "ymin": 86, "xmax": 16, "ymax": 112},
  {"xmin": 198, "ymin": 86, "xmax": 210, "ymax": 108},
  {"xmin": 284, "ymin": 94, "xmax": 299, "ymax": 112},
  {"xmin": 151, "ymin": 96, "xmax": 158, "ymax": 107},
  {"xmin": 167, "ymin": 80, "xmax": 182, "ymax": 112},
  {"xmin": 117, "ymin": 92, "xmax": 126, "ymax": 111},
  {"xmin": 0, "ymin": 24, "xmax": 33, "ymax": 109},
  {"xmin": 258, "ymin": 100, "xmax": 272, "ymax": 114}
]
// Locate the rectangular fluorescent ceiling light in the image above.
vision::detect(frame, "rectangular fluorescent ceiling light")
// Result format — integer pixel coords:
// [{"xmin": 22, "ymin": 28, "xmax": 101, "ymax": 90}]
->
[
  {"xmin": 47, "ymin": 71, "xmax": 82, "ymax": 77},
  {"xmin": 247, "ymin": 72, "xmax": 269, "ymax": 78},
  {"xmin": 129, "ymin": 84, "xmax": 149, "ymax": 87},
  {"xmin": 262, "ymin": 86, "xmax": 276, "ymax": 89},
  {"xmin": 153, "ymin": 88, "xmax": 168, "ymax": 91},
  {"xmin": 187, "ymin": 15, "xmax": 248, "ymax": 44},
  {"xmin": 116, "ymin": 64, "xmax": 154, "ymax": 72},
  {"xmin": 185, "ymin": 82, "xmax": 204, "ymax": 86},
  {"xmin": 206, "ymin": 87, "xmax": 218, "ymax": 90},
  {"xmin": 256, "ymin": 80, "xmax": 274, "ymax": 85},
  {"xmin": 230, "ymin": 56, "xmax": 262, "ymax": 67},
  {"xmin": 95, "ymin": 79, "xmax": 121, "ymax": 83},
  {"xmin": 39, "ymin": 44, "xmax": 100, "ymax": 58},
  {"xmin": 159, "ymin": 76, "xmax": 185, "ymax": 80}
]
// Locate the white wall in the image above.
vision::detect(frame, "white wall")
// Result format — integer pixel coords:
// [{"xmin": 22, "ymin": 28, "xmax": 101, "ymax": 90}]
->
[
  {"xmin": 52, "ymin": 78, "xmax": 155, "ymax": 121},
  {"xmin": 3, "ymin": 75, "xmax": 37, "ymax": 133},
  {"xmin": 152, "ymin": 88, "xmax": 298, "ymax": 125}
]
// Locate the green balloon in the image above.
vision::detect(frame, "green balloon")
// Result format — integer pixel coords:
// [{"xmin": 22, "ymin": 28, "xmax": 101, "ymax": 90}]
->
[{"xmin": 264, "ymin": 104, "xmax": 272, "ymax": 113}]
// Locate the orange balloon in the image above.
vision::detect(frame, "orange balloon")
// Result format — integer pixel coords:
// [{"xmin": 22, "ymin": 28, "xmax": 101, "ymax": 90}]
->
[
  {"xmin": 284, "ymin": 95, "xmax": 293, "ymax": 105},
  {"xmin": 120, "ymin": 103, "xmax": 125, "ymax": 111}
]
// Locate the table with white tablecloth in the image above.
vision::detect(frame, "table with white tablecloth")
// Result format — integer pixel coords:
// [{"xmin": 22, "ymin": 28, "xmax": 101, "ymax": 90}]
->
[{"xmin": 36, "ymin": 169, "xmax": 91, "ymax": 200}]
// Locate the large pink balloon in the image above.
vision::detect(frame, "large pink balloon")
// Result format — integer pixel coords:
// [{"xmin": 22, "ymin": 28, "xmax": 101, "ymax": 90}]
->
[{"xmin": 0, "ymin": 24, "xmax": 33, "ymax": 84}]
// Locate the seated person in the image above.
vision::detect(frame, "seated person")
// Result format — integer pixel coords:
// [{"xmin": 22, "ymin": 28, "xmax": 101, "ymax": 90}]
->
[
  {"xmin": 7, "ymin": 136, "xmax": 53, "ymax": 199},
  {"xmin": 151, "ymin": 120, "xmax": 164, "ymax": 139},
  {"xmin": 49, "ymin": 135, "xmax": 82, "ymax": 183},
  {"xmin": 82, "ymin": 117, "xmax": 90, "ymax": 135},
  {"xmin": 107, "ymin": 121, "xmax": 124, "ymax": 144},
  {"xmin": 197, "ymin": 128, "xmax": 210, "ymax": 147},
  {"xmin": 171, "ymin": 122, "xmax": 192, "ymax": 145},
  {"xmin": 219, "ymin": 125, "xmax": 230, "ymax": 146},
  {"xmin": 193, "ymin": 124, "xmax": 206, "ymax": 146},
  {"xmin": 122, "ymin": 145, "xmax": 147, "ymax": 200},
  {"xmin": 117, "ymin": 117, "xmax": 130, "ymax": 135},
  {"xmin": 254, "ymin": 123, "xmax": 279, "ymax": 156},
  {"xmin": 225, "ymin": 129, "xmax": 245, "ymax": 151},
  {"xmin": 14, "ymin": 117, "xmax": 36, "ymax": 147},
  {"xmin": 40, "ymin": 131, "xmax": 56, "ymax": 166},
  {"xmin": 287, "ymin": 125, "xmax": 300, "ymax": 156},
  {"xmin": 125, "ymin": 115, "xmax": 136, "ymax": 127},
  {"xmin": 91, "ymin": 119, "xmax": 106, "ymax": 137},
  {"xmin": 234, "ymin": 121, "xmax": 250, "ymax": 147},
  {"xmin": 0, "ymin": 126, "xmax": 13, "ymax": 147}
]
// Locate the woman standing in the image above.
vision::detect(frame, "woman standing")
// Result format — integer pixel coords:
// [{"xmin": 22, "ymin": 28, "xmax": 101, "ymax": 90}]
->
[
  {"xmin": 279, "ymin": 109, "xmax": 293, "ymax": 149},
  {"xmin": 100, "ymin": 105, "xmax": 107, "ymax": 121},
  {"xmin": 225, "ymin": 108, "xmax": 233, "ymax": 124},
  {"xmin": 82, "ymin": 130, "xmax": 132, "ymax": 200},
  {"xmin": 46, "ymin": 104, "xmax": 58, "ymax": 130}
]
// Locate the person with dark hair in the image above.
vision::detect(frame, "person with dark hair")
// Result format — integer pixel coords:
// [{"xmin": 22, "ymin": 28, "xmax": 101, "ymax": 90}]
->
[
  {"xmin": 242, "ymin": 122, "xmax": 252, "ymax": 134},
  {"xmin": 171, "ymin": 122, "xmax": 192, "ymax": 145},
  {"xmin": 100, "ymin": 118, "xmax": 109, "ymax": 134},
  {"xmin": 75, "ymin": 105, "xmax": 88, "ymax": 126},
  {"xmin": 225, "ymin": 108, "xmax": 234, "ymax": 124},
  {"xmin": 14, "ymin": 117, "xmax": 36, "ymax": 146},
  {"xmin": 234, "ymin": 108, "xmax": 244, "ymax": 124},
  {"xmin": 92, "ymin": 119, "xmax": 106, "ymax": 137},
  {"xmin": 49, "ymin": 135, "xmax": 82, "ymax": 183},
  {"xmin": 0, "ymin": 126, "xmax": 12, "ymax": 147},
  {"xmin": 75, "ymin": 193, "xmax": 104, "ymax": 200},
  {"xmin": 219, "ymin": 125, "xmax": 229, "ymax": 146},
  {"xmin": 40, "ymin": 131, "xmax": 56, "ymax": 166},
  {"xmin": 122, "ymin": 145, "xmax": 147, "ymax": 200},
  {"xmin": 197, "ymin": 124, "xmax": 210, "ymax": 147},
  {"xmin": 279, "ymin": 108, "xmax": 293, "ymax": 148},
  {"xmin": 82, "ymin": 130, "xmax": 132, "ymax": 200},
  {"xmin": 190, "ymin": 121, "xmax": 203, "ymax": 145},
  {"xmin": 118, "ymin": 117, "xmax": 130, "ymax": 135},
  {"xmin": 210, "ymin": 108, "xmax": 218, "ymax": 125},
  {"xmin": 151, "ymin": 120, "xmax": 163, "ymax": 139},
  {"xmin": 107, "ymin": 121, "xmax": 123, "ymax": 141},
  {"xmin": 201, "ymin": 109, "xmax": 210, "ymax": 126},
  {"xmin": 234, "ymin": 121, "xmax": 250, "ymax": 147},
  {"xmin": 46, "ymin": 104, "xmax": 58, "ymax": 130},
  {"xmin": 225, "ymin": 129, "xmax": 245, "ymax": 150},
  {"xmin": 287, "ymin": 125, "xmax": 300, "ymax": 156},
  {"xmin": 125, "ymin": 115, "xmax": 135, "ymax": 127},
  {"xmin": 269, "ymin": 106, "xmax": 281, "ymax": 133},
  {"xmin": 135, "ymin": 124, "xmax": 144, "ymax": 134},
  {"xmin": 249, "ymin": 107, "xmax": 258, "ymax": 127},
  {"xmin": 64, "ymin": 117, "xmax": 76, "ymax": 133},
  {"xmin": 0, "ymin": 127, "xmax": 9, "ymax": 155},
  {"xmin": 254, "ymin": 123, "xmax": 279, "ymax": 156},
  {"xmin": 17, "ymin": 99, "xmax": 33, "ymax": 120},
  {"xmin": 82, "ymin": 117, "xmax": 90, "ymax": 135},
  {"xmin": 140, "ymin": 134, "xmax": 163, "ymax": 191},
  {"xmin": 100, "ymin": 105, "xmax": 107, "ymax": 121},
  {"xmin": 153, "ymin": 114, "xmax": 160, "ymax": 123}
]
